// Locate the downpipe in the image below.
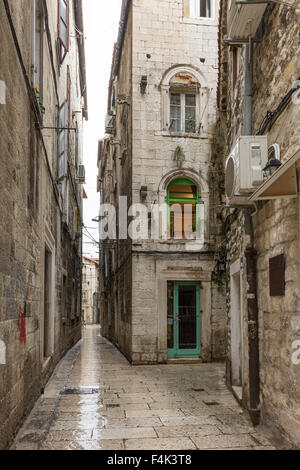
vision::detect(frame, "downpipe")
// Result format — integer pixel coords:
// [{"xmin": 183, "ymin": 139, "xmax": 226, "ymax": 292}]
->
[
  {"xmin": 243, "ymin": 42, "xmax": 260, "ymax": 426},
  {"xmin": 244, "ymin": 209, "xmax": 260, "ymax": 426}
]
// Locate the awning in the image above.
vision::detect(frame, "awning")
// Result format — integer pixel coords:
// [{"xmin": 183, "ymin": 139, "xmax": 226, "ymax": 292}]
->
[{"xmin": 249, "ymin": 150, "xmax": 300, "ymax": 201}]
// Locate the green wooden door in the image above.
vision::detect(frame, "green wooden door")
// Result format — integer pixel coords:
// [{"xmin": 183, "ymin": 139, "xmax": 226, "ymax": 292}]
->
[{"xmin": 167, "ymin": 281, "xmax": 201, "ymax": 359}]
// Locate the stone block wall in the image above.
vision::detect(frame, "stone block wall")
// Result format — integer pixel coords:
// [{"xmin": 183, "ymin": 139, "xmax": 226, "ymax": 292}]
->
[
  {"xmin": 219, "ymin": 0, "xmax": 300, "ymax": 446},
  {"xmin": 0, "ymin": 0, "xmax": 85, "ymax": 449}
]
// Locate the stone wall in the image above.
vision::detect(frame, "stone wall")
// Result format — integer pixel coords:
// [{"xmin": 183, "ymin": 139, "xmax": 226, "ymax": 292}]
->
[
  {"xmin": 82, "ymin": 258, "xmax": 99, "ymax": 325},
  {"xmin": 219, "ymin": 0, "xmax": 300, "ymax": 446},
  {"xmin": 0, "ymin": 0, "xmax": 85, "ymax": 449},
  {"xmin": 99, "ymin": 4, "xmax": 133, "ymax": 360}
]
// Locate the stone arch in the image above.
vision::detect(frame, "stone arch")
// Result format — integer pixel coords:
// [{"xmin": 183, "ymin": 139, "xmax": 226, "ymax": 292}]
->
[
  {"xmin": 157, "ymin": 169, "xmax": 210, "ymax": 243},
  {"xmin": 160, "ymin": 64, "xmax": 208, "ymax": 89},
  {"xmin": 160, "ymin": 65, "xmax": 210, "ymax": 133},
  {"xmin": 158, "ymin": 168, "xmax": 209, "ymax": 201}
]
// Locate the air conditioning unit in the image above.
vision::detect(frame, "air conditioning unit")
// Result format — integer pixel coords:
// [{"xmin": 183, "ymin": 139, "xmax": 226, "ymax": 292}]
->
[
  {"xmin": 227, "ymin": 0, "xmax": 267, "ymax": 40},
  {"xmin": 77, "ymin": 165, "xmax": 86, "ymax": 184},
  {"xmin": 225, "ymin": 136, "xmax": 268, "ymax": 205},
  {"xmin": 105, "ymin": 114, "xmax": 116, "ymax": 135}
]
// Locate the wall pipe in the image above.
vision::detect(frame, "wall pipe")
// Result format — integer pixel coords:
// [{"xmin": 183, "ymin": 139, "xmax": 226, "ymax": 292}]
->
[{"xmin": 242, "ymin": 42, "xmax": 261, "ymax": 426}]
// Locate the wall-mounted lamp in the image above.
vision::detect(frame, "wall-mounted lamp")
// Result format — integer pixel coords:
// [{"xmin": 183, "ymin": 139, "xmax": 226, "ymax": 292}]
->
[
  {"xmin": 140, "ymin": 76, "xmax": 148, "ymax": 94},
  {"xmin": 263, "ymin": 144, "xmax": 282, "ymax": 178},
  {"xmin": 140, "ymin": 186, "xmax": 148, "ymax": 200},
  {"xmin": 263, "ymin": 157, "xmax": 282, "ymax": 178}
]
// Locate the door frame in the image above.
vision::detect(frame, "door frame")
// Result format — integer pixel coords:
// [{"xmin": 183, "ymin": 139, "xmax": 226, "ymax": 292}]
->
[
  {"xmin": 230, "ymin": 259, "xmax": 243, "ymax": 388},
  {"xmin": 167, "ymin": 281, "xmax": 201, "ymax": 359}
]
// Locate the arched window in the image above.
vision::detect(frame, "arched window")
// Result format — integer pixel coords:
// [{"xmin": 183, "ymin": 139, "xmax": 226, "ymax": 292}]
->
[
  {"xmin": 167, "ymin": 178, "xmax": 200, "ymax": 239},
  {"xmin": 169, "ymin": 73, "xmax": 199, "ymax": 133},
  {"xmin": 160, "ymin": 66, "xmax": 209, "ymax": 135}
]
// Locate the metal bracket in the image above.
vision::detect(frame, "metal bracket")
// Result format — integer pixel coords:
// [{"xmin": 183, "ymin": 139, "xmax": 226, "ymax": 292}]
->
[
  {"xmin": 223, "ymin": 37, "xmax": 262, "ymax": 46},
  {"xmin": 40, "ymin": 126, "xmax": 77, "ymax": 132}
]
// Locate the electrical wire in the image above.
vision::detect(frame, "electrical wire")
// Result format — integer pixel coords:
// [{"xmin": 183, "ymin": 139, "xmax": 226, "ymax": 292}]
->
[
  {"xmin": 83, "ymin": 226, "xmax": 99, "ymax": 243},
  {"xmin": 83, "ymin": 226, "xmax": 100, "ymax": 246},
  {"xmin": 83, "ymin": 232, "xmax": 98, "ymax": 244},
  {"xmin": 256, "ymin": 77, "xmax": 300, "ymax": 135},
  {"xmin": 270, "ymin": 0, "xmax": 300, "ymax": 9}
]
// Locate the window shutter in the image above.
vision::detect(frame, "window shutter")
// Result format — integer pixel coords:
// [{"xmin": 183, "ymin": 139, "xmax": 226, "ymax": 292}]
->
[
  {"xmin": 58, "ymin": 0, "xmax": 69, "ymax": 63},
  {"xmin": 269, "ymin": 254, "xmax": 285, "ymax": 297}
]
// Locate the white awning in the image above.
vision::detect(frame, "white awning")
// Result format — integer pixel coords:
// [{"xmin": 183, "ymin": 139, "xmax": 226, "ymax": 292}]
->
[{"xmin": 249, "ymin": 150, "xmax": 300, "ymax": 202}]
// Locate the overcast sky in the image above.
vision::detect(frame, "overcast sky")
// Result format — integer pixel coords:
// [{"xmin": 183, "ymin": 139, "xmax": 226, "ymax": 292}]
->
[{"xmin": 82, "ymin": 0, "xmax": 122, "ymax": 258}]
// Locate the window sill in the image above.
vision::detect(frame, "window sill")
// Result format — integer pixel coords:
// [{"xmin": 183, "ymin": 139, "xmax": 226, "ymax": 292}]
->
[
  {"xmin": 181, "ymin": 17, "xmax": 218, "ymax": 27},
  {"xmin": 155, "ymin": 131, "xmax": 208, "ymax": 139}
]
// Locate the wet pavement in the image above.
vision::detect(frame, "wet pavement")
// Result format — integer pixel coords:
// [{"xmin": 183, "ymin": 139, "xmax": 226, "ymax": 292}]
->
[{"xmin": 11, "ymin": 326, "xmax": 277, "ymax": 450}]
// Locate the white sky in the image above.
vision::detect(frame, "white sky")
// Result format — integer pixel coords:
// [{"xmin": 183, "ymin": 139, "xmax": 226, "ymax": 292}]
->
[{"xmin": 82, "ymin": 0, "xmax": 122, "ymax": 258}]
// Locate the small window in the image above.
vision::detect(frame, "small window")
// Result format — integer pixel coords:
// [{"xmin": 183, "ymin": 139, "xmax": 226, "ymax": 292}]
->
[
  {"xmin": 167, "ymin": 178, "xmax": 200, "ymax": 239},
  {"xmin": 58, "ymin": 0, "xmax": 69, "ymax": 63},
  {"xmin": 32, "ymin": 0, "xmax": 44, "ymax": 97},
  {"xmin": 190, "ymin": 0, "xmax": 212, "ymax": 18},
  {"xmin": 57, "ymin": 101, "xmax": 68, "ymax": 180},
  {"xmin": 232, "ymin": 47, "xmax": 238, "ymax": 90},
  {"xmin": 67, "ymin": 65, "xmax": 71, "ymax": 125},
  {"xmin": 169, "ymin": 93, "xmax": 196, "ymax": 133}
]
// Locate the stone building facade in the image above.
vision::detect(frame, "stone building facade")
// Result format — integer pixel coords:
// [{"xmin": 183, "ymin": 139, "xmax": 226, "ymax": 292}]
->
[
  {"xmin": 219, "ymin": 0, "xmax": 300, "ymax": 447},
  {"xmin": 0, "ymin": 0, "xmax": 87, "ymax": 449},
  {"xmin": 98, "ymin": 0, "xmax": 227, "ymax": 365},
  {"xmin": 82, "ymin": 257, "xmax": 100, "ymax": 325}
]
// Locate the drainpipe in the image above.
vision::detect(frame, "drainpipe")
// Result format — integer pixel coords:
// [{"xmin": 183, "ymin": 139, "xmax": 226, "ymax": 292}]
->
[{"xmin": 242, "ymin": 42, "xmax": 260, "ymax": 426}]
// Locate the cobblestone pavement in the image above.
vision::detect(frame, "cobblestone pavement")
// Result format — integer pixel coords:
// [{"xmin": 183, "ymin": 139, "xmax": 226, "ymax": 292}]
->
[{"xmin": 11, "ymin": 326, "xmax": 277, "ymax": 450}]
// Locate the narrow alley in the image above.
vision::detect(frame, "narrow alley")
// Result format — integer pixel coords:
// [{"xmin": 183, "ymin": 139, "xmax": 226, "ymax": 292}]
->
[{"xmin": 11, "ymin": 326, "xmax": 276, "ymax": 451}]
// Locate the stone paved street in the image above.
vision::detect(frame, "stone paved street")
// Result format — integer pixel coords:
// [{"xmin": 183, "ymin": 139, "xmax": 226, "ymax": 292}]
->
[{"xmin": 11, "ymin": 326, "xmax": 277, "ymax": 450}]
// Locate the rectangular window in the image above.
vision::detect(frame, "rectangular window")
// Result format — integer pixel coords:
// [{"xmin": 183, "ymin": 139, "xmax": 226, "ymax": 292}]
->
[
  {"xmin": 170, "ymin": 93, "xmax": 181, "ymax": 132},
  {"xmin": 57, "ymin": 102, "xmax": 70, "ymax": 225},
  {"xmin": 57, "ymin": 101, "xmax": 68, "ymax": 180},
  {"xmin": 58, "ymin": 0, "xmax": 69, "ymax": 63},
  {"xmin": 63, "ymin": 178, "xmax": 69, "ymax": 223},
  {"xmin": 185, "ymin": 94, "xmax": 196, "ymax": 132},
  {"xmin": 32, "ymin": 0, "xmax": 44, "ymax": 101},
  {"xmin": 62, "ymin": 275, "xmax": 67, "ymax": 321},
  {"xmin": 190, "ymin": 0, "xmax": 212, "ymax": 18},
  {"xmin": 232, "ymin": 47, "xmax": 238, "ymax": 90},
  {"xmin": 170, "ymin": 93, "xmax": 196, "ymax": 133},
  {"xmin": 67, "ymin": 65, "xmax": 71, "ymax": 125}
]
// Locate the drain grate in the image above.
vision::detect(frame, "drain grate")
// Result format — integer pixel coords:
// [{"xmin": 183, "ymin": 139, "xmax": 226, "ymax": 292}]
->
[
  {"xmin": 60, "ymin": 387, "xmax": 99, "ymax": 395},
  {"xmin": 106, "ymin": 404, "xmax": 120, "ymax": 408},
  {"xmin": 203, "ymin": 401, "xmax": 219, "ymax": 406}
]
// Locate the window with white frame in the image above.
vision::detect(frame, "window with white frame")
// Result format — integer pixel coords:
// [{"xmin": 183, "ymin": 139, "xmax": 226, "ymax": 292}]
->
[
  {"xmin": 57, "ymin": 101, "xmax": 70, "ymax": 224},
  {"xmin": 170, "ymin": 93, "xmax": 196, "ymax": 133},
  {"xmin": 58, "ymin": 0, "xmax": 69, "ymax": 64},
  {"xmin": 57, "ymin": 101, "xmax": 68, "ymax": 181},
  {"xmin": 32, "ymin": 0, "xmax": 44, "ymax": 103},
  {"xmin": 190, "ymin": 0, "xmax": 212, "ymax": 18},
  {"xmin": 161, "ymin": 67, "xmax": 208, "ymax": 136}
]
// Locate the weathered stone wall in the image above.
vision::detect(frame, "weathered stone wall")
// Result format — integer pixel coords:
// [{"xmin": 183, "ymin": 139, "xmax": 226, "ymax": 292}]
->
[
  {"xmin": 219, "ymin": 0, "xmax": 300, "ymax": 446},
  {"xmin": 99, "ymin": 5, "xmax": 133, "ymax": 361},
  {"xmin": 82, "ymin": 259, "xmax": 99, "ymax": 325},
  {"xmin": 0, "ymin": 0, "xmax": 85, "ymax": 449}
]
